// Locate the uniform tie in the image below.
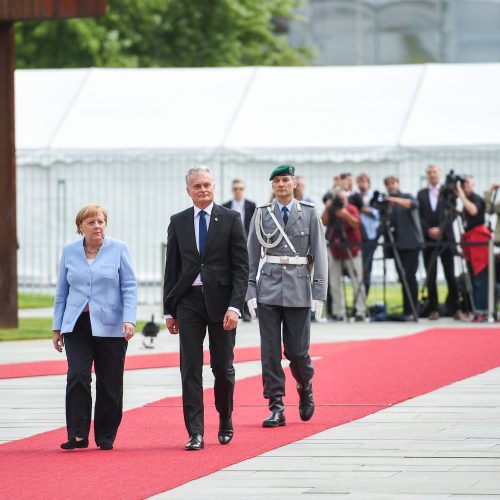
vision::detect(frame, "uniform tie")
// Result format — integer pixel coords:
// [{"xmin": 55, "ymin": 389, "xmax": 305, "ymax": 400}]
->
[
  {"xmin": 281, "ymin": 206, "xmax": 289, "ymax": 226},
  {"xmin": 198, "ymin": 210, "xmax": 207, "ymax": 256}
]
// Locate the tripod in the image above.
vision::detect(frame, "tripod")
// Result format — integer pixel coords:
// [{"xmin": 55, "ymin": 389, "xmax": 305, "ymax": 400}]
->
[
  {"xmin": 379, "ymin": 215, "xmax": 419, "ymax": 322},
  {"xmin": 419, "ymin": 197, "xmax": 475, "ymax": 316}
]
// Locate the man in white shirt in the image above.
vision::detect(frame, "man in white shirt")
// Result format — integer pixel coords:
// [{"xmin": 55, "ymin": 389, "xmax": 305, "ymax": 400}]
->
[{"xmin": 223, "ymin": 179, "xmax": 256, "ymax": 237}]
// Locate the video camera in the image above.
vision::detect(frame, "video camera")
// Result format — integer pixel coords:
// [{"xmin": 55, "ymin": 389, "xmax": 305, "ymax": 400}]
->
[
  {"xmin": 370, "ymin": 190, "xmax": 390, "ymax": 213},
  {"xmin": 440, "ymin": 169, "xmax": 465, "ymax": 204}
]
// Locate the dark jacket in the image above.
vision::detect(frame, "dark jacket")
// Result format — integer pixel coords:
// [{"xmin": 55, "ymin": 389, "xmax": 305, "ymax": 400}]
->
[
  {"xmin": 163, "ymin": 203, "xmax": 249, "ymax": 322},
  {"xmin": 417, "ymin": 187, "xmax": 455, "ymax": 242},
  {"xmin": 222, "ymin": 199, "xmax": 256, "ymax": 236},
  {"xmin": 388, "ymin": 192, "xmax": 424, "ymax": 250}
]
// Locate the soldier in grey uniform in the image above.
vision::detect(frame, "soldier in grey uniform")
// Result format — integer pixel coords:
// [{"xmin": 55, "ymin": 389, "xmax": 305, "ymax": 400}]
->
[{"xmin": 246, "ymin": 164, "xmax": 328, "ymax": 427}]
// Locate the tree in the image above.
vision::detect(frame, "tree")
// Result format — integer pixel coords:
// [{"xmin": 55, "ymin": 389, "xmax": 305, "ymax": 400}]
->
[{"xmin": 15, "ymin": 0, "xmax": 312, "ymax": 68}]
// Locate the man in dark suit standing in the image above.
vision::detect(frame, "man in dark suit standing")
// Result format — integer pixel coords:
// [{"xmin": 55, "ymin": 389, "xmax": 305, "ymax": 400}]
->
[
  {"xmin": 223, "ymin": 179, "xmax": 256, "ymax": 321},
  {"xmin": 163, "ymin": 166, "xmax": 249, "ymax": 451},
  {"xmin": 222, "ymin": 179, "xmax": 256, "ymax": 236},
  {"xmin": 417, "ymin": 164, "xmax": 462, "ymax": 320}
]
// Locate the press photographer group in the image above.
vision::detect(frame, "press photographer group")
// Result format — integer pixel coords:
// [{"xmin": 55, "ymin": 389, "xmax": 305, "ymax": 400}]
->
[{"xmin": 320, "ymin": 166, "xmax": 500, "ymax": 323}]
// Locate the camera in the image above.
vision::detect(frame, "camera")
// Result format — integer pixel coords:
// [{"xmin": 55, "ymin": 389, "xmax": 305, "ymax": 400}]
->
[
  {"xmin": 440, "ymin": 169, "xmax": 465, "ymax": 203},
  {"xmin": 370, "ymin": 190, "xmax": 389, "ymax": 210},
  {"xmin": 323, "ymin": 191, "xmax": 344, "ymax": 212}
]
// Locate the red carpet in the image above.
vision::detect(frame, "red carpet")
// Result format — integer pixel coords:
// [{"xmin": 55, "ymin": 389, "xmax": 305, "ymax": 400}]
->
[
  {"xmin": 0, "ymin": 342, "xmax": 359, "ymax": 379},
  {"xmin": 1, "ymin": 328, "xmax": 500, "ymax": 499}
]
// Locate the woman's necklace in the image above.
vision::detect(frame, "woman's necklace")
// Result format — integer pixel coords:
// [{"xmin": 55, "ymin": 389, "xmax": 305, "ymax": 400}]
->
[{"xmin": 85, "ymin": 243, "xmax": 102, "ymax": 256}]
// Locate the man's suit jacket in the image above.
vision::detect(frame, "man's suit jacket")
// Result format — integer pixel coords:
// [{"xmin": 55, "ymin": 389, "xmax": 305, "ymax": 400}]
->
[
  {"xmin": 417, "ymin": 188, "xmax": 455, "ymax": 242},
  {"xmin": 222, "ymin": 199, "xmax": 256, "ymax": 236},
  {"xmin": 52, "ymin": 238, "xmax": 137, "ymax": 337},
  {"xmin": 163, "ymin": 203, "xmax": 249, "ymax": 322}
]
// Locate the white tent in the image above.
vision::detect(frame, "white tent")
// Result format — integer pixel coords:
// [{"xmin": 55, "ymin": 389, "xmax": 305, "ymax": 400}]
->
[{"xmin": 15, "ymin": 64, "xmax": 500, "ymax": 302}]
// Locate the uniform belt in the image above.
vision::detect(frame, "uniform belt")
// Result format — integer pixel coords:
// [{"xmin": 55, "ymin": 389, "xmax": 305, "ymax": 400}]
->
[{"xmin": 265, "ymin": 256, "xmax": 308, "ymax": 265}]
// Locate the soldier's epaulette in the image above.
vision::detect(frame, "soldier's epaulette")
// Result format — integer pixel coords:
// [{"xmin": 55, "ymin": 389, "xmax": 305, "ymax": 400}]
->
[
  {"xmin": 298, "ymin": 200, "xmax": 315, "ymax": 207},
  {"xmin": 257, "ymin": 202, "xmax": 272, "ymax": 209}
]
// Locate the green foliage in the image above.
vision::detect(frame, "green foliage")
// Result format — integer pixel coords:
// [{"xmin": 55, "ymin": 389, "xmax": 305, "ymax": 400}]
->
[{"xmin": 15, "ymin": 0, "xmax": 311, "ymax": 68}]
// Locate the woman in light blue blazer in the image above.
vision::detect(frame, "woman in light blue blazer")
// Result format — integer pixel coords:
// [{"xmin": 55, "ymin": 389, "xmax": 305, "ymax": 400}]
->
[{"xmin": 52, "ymin": 204, "xmax": 137, "ymax": 451}]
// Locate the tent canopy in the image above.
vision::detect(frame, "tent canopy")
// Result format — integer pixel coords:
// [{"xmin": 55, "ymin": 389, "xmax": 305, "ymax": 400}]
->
[{"xmin": 15, "ymin": 63, "xmax": 500, "ymax": 153}]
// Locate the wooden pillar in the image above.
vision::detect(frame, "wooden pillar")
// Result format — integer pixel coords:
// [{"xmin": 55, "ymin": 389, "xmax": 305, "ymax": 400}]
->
[{"xmin": 0, "ymin": 21, "xmax": 18, "ymax": 328}]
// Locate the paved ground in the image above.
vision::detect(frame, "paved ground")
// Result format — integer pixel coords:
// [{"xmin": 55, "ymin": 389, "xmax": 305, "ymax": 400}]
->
[{"xmin": 1, "ymin": 317, "xmax": 500, "ymax": 498}]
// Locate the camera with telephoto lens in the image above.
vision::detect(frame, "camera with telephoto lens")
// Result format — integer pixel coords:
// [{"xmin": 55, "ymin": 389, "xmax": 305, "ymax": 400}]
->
[{"xmin": 440, "ymin": 169, "xmax": 465, "ymax": 204}]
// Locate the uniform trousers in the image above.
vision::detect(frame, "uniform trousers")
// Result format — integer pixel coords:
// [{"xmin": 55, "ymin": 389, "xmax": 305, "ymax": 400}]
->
[
  {"xmin": 257, "ymin": 304, "xmax": 314, "ymax": 402},
  {"xmin": 63, "ymin": 312, "xmax": 127, "ymax": 446},
  {"xmin": 176, "ymin": 287, "xmax": 236, "ymax": 436}
]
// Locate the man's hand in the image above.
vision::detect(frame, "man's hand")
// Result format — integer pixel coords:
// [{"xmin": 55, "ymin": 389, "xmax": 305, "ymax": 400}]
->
[
  {"xmin": 247, "ymin": 298, "xmax": 257, "ymax": 320},
  {"xmin": 52, "ymin": 331, "xmax": 64, "ymax": 352},
  {"xmin": 223, "ymin": 310, "xmax": 239, "ymax": 331},
  {"xmin": 166, "ymin": 318, "xmax": 179, "ymax": 335},
  {"xmin": 123, "ymin": 322, "xmax": 135, "ymax": 341},
  {"xmin": 334, "ymin": 207, "xmax": 349, "ymax": 219},
  {"xmin": 311, "ymin": 300, "xmax": 324, "ymax": 322},
  {"xmin": 428, "ymin": 227, "xmax": 441, "ymax": 240}
]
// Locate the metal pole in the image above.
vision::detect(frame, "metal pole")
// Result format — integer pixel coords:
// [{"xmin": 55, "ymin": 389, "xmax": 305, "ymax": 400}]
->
[
  {"xmin": 0, "ymin": 21, "xmax": 18, "ymax": 328},
  {"xmin": 355, "ymin": 0, "xmax": 364, "ymax": 65},
  {"xmin": 488, "ymin": 239, "xmax": 495, "ymax": 322}
]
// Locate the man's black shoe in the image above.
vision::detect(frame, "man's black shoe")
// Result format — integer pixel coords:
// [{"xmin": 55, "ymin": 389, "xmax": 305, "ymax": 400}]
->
[
  {"xmin": 297, "ymin": 383, "xmax": 315, "ymax": 421},
  {"xmin": 60, "ymin": 437, "xmax": 89, "ymax": 450},
  {"xmin": 218, "ymin": 417, "xmax": 234, "ymax": 445},
  {"xmin": 185, "ymin": 434, "xmax": 204, "ymax": 451},
  {"xmin": 262, "ymin": 410, "xmax": 286, "ymax": 428}
]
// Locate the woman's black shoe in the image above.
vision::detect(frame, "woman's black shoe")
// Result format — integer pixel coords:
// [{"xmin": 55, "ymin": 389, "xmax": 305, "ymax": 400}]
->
[
  {"xmin": 98, "ymin": 443, "xmax": 113, "ymax": 450},
  {"xmin": 60, "ymin": 438, "xmax": 89, "ymax": 450}
]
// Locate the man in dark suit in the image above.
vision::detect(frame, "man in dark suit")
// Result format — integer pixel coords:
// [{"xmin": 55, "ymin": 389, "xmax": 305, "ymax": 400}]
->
[
  {"xmin": 163, "ymin": 166, "xmax": 249, "ymax": 451},
  {"xmin": 223, "ymin": 179, "xmax": 256, "ymax": 321},
  {"xmin": 417, "ymin": 164, "xmax": 462, "ymax": 320},
  {"xmin": 222, "ymin": 179, "xmax": 256, "ymax": 236}
]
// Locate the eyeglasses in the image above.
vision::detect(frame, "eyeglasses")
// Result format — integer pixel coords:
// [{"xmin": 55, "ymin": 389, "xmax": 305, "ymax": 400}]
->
[{"xmin": 233, "ymin": 187, "xmax": 244, "ymax": 191}]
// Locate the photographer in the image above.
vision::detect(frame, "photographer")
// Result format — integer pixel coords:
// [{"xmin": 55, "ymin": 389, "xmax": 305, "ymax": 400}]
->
[
  {"xmin": 458, "ymin": 175, "xmax": 490, "ymax": 322},
  {"xmin": 417, "ymin": 165, "xmax": 462, "ymax": 320},
  {"xmin": 356, "ymin": 173, "xmax": 380, "ymax": 295},
  {"xmin": 484, "ymin": 182, "xmax": 500, "ymax": 243},
  {"xmin": 321, "ymin": 190, "xmax": 366, "ymax": 321},
  {"xmin": 383, "ymin": 176, "xmax": 424, "ymax": 320}
]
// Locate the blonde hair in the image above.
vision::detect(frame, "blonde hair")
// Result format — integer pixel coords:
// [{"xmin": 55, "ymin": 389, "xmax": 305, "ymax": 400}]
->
[{"xmin": 75, "ymin": 204, "xmax": 108, "ymax": 235}]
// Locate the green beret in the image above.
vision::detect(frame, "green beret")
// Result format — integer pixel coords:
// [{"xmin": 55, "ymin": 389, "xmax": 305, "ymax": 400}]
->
[{"xmin": 269, "ymin": 164, "xmax": 295, "ymax": 180}]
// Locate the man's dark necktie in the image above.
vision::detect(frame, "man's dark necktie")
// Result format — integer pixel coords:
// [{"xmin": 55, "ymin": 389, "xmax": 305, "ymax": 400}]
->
[
  {"xmin": 281, "ymin": 206, "xmax": 289, "ymax": 225},
  {"xmin": 198, "ymin": 210, "xmax": 207, "ymax": 256}
]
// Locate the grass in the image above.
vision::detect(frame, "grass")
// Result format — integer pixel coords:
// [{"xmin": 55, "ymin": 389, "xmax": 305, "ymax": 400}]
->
[
  {"xmin": 18, "ymin": 293, "xmax": 54, "ymax": 309},
  {"xmin": 0, "ymin": 318, "xmax": 164, "ymax": 342},
  {"xmin": 341, "ymin": 282, "xmax": 448, "ymax": 314}
]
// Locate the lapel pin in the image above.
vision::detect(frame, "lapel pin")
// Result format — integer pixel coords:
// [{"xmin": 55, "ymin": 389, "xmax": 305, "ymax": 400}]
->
[{"xmin": 214, "ymin": 217, "xmax": 219, "ymax": 222}]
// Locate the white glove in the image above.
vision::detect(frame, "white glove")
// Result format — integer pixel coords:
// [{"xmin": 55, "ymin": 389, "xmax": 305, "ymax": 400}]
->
[
  {"xmin": 247, "ymin": 298, "xmax": 257, "ymax": 320},
  {"xmin": 312, "ymin": 300, "xmax": 324, "ymax": 322}
]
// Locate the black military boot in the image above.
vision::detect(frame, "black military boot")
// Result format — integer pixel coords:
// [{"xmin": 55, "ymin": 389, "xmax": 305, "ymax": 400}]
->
[
  {"xmin": 297, "ymin": 382, "xmax": 314, "ymax": 421},
  {"xmin": 262, "ymin": 396, "xmax": 286, "ymax": 428}
]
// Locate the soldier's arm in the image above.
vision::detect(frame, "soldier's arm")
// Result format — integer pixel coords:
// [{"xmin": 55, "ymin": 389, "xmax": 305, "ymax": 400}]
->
[
  {"xmin": 245, "ymin": 210, "xmax": 260, "ymax": 301},
  {"xmin": 309, "ymin": 211, "xmax": 328, "ymax": 301}
]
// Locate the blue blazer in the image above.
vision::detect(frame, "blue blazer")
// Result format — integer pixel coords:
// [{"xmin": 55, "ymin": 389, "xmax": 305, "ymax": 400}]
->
[{"xmin": 52, "ymin": 237, "xmax": 137, "ymax": 337}]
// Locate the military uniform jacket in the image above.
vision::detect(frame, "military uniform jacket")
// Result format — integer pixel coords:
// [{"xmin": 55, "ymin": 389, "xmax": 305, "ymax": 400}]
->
[{"xmin": 246, "ymin": 199, "xmax": 328, "ymax": 307}]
